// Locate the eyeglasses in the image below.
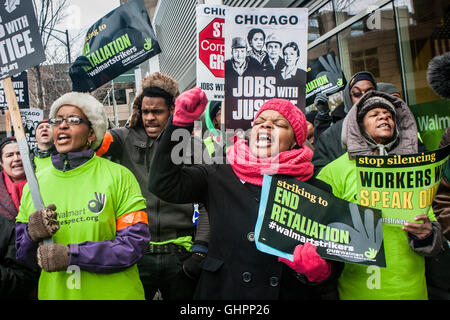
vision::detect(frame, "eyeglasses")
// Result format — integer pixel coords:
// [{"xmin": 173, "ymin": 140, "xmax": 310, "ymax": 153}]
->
[
  {"xmin": 49, "ymin": 117, "xmax": 89, "ymax": 126},
  {"xmin": 351, "ymin": 88, "xmax": 374, "ymax": 98}
]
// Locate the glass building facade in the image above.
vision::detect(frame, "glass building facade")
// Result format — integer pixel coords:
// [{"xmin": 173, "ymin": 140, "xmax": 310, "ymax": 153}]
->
[
  {"xmin": 303, "ymin": 0, "xmax": 450, "ymax": 147},
  {"xmin": 150, "ymin": 0, "xmax": 449, "ymax": 147}
]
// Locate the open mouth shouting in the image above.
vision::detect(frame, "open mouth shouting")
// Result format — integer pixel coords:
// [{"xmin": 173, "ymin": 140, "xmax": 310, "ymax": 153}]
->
[
  {"xmin": 144, "ymin": 122, "xmax": 161, "ymax": 135},
  {"xmin": 56, "ymin": 133, "xmax": 71, "ymax": 145},
  {"xmin": 255, "ymin": 130, "xmax": 274, "ymax": 149}
]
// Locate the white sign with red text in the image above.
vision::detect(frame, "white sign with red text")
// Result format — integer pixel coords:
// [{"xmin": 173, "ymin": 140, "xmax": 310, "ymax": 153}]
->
[{"xmin": 196, "ymin": 4, "xmax": 225, "ymax": 101}]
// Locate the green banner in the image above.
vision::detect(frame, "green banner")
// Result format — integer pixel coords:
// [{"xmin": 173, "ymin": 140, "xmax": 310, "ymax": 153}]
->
[
  {"xmin": 409, "ymin": 99, "xmax": 449, "ymax": 150},
  {"xmin": 356, "ymin": 145, "xmax": 450, "ymax": 226}
]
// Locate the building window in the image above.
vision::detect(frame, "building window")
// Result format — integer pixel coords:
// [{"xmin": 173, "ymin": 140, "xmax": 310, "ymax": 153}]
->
[
  {"xmin": 351, "ymin": 47, "xmax": 380, "ymax": 77},
  {"xmin": 308, "ymin": 1, "xmax": 336, "ymax": 42},
  {"xmin": 114, "ymin": 89, "xmax": 127, "ymax": 105}
]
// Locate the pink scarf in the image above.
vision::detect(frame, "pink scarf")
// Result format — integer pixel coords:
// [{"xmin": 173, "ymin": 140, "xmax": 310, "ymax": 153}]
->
[
  {"xmin": 226, "ymin": 138, "xmax": 314, "ymax": 186},
  {"xmin": 3, "ymin": 171, "xmax": 27, "ymax": 211}
]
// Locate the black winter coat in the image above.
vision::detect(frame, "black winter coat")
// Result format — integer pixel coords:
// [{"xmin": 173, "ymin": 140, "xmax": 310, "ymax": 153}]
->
[
  {"xmin": 149, "ymin": 120, "xmax": 343, "ymax": 300},
  {"xmin": 0, "ymin": 216, "xmax": 38, "ymax": 299}
]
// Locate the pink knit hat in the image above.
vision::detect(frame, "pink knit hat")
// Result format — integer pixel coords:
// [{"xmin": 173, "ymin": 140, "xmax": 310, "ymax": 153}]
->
[{"xmin": 254, "ymin": 98, "xmax": 307, "ymax": 145}]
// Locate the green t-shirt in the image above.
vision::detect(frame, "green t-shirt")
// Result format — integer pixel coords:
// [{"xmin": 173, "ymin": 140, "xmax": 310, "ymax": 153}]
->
[
  {"xmin": 33, "ymin": 155, "xmax": 52, "ymax": 173},
  {"xmin": 17, "ymin": 155, "xmax": 147, "ymax": 300},
  {"xmin": 317, "ymin": 153, "xmax": 434, "ymax": 300}
]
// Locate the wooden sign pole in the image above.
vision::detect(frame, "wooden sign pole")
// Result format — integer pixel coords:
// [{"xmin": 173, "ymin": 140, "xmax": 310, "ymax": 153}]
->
[
  {"xmin": 4, "ymin": 110, "xmax": 12, "ymax": 137},
  {"xmin": 2, "ymin": 77, "xmax": 52, "ymax": 244}
]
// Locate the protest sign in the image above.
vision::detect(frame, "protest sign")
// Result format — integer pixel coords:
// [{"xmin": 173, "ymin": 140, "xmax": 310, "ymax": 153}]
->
[
  {"xmin": 255, "ymin": 175, "xmax": 386, "ymax": 267},
  {"xmin": 196, "ymin": 4, "xmax": 225, "ymax": 101},
  {"xmin": 20, "ymin": 108, "xmax": 43, "ymax": 150},
  {"xmin": 224, "ymin": 8, "xmax": 308, "ymax": 131},
  {"xmin": 0, "ymin": 1, "xmax": 46, "ymax": 79},
  {"xmin": 409, "ymin": 100, "xmax": 449, "ymax": 151},
  {"xmin": 0, "ymin": 0, "xmax": 48, "ymax": 242},
  {"xmin": 356, "ymin": 145, "xmax": 450, "ymax": 226},
  {"xmin": 305, "ymin": 52, "xmax": 346, "ymax": 106},
  {"xmin": 69, "ymin": 0, "xmax": 161, "ymax": 92},
  {"xmin": 0, "ymin": 70, "xmax": 28, "ymax": 109}
]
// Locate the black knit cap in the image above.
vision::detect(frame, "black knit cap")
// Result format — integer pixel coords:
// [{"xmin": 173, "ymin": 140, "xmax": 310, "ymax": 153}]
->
[
  {"xmin": 209, "ymin": 101, "xmax": 222, "ymax": 120},
  {"xmin": 349, "ymin": 72, "xmax": 377, "ymax": 91}
]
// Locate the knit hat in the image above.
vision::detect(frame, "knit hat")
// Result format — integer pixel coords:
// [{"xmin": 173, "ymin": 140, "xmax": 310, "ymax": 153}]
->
[
  {"xmin": 377, "ymin": 82, "xmax": 400, "ymax": 96},
  {"xmin": 254, "ymin": 98, "xmax": 307, "ymax": 146},
  {"xmin": 356, "ymin": 95, "xmax": 397, "ymax": 124},
  {"xmin": 348, "ymin": 71, "xmax": 377, "ymax": 91},
  {"xmin": 49, "ymin": 92, "xmax": 108, "ymax": 150},
  {"xmin": 209, "ymin": 100, "xmax": 222, "ymax": 120}
]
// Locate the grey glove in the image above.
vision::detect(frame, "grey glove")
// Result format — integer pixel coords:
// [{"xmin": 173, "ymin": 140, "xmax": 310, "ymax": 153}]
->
[
  {"xmin": 314, "ymin": 93, "xmax": 330, "ymax": 115},
  {"xmin": 37, "ymin": 243, "xmax": 70, "ymax": 272},
  {"xmin": 28, "ymin": 204, "xmax": 59, "ymax": 242}
]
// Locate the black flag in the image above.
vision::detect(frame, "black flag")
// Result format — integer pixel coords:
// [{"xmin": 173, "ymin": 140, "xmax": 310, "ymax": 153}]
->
[{"xmin": 69, "ymin": 0, "xmax": 161, "ymax": 92}]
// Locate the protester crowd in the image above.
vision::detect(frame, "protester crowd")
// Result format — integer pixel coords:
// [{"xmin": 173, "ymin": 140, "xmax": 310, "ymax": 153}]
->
[{"xmin": 0, "ymin": 47, "xmax": 449, "ymax": 301}]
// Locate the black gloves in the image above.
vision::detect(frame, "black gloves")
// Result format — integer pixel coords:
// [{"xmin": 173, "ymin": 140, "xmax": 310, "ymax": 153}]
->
[
  {"xmin": 314, "ymin": 93, "xmax": 330, "ymax": 115},
  {"xmin": 182, "ymin": 252, "xmax": 206, "ymax": 280}
]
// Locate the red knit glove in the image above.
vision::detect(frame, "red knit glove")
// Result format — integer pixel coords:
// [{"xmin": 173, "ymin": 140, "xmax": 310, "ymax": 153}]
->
[
  {"xmin": 278, "ymin": 242, "xmax": 331, "ymax": 283},
  {"xmin": 173, "ymin": 87, "xmax": 208, "ymax": 126}
]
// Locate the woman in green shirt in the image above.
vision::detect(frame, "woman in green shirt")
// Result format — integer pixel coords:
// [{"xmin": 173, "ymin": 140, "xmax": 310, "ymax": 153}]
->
[{"xmin": 16, "ymin": 92, "xmax": 149, "ymax": 300}]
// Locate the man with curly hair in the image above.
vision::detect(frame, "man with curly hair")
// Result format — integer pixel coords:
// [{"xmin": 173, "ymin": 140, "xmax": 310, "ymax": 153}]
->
[{"xmin": 96, "ymin": 73, "xmax": 209, "ymax": 300}]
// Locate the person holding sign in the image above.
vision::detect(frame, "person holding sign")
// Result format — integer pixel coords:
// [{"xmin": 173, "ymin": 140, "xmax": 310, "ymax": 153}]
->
[
  {"xmin": 317, "ymin": 90, "xmax": 442, "ymax": 299},
  {"xmin": 148, "ymin": 89, "xmax": 343, "ymax": 300},
  {"xmin": 15, "ymin": 92, "xmax": 150, "ymax": 300}
]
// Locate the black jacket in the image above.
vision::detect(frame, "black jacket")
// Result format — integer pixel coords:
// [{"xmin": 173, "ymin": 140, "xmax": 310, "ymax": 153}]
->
[
  {"xmin": 312, "ymin": 120, "xmax": 345, "ymax": 176},
  {"xmin": 0, "ymin": 216, "xmax": 38, "ymax": 299},
  {"xmin": 148, "ymin": 120, "xmax": 343, "ymax": 300},
  {"xmin": 100, "ymin": 126, "xmax": 208, "ymax": 244}
]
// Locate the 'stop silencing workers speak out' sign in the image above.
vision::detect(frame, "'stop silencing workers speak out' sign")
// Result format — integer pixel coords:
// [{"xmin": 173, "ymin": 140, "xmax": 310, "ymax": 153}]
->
[{"xmin": 0, "ymin": 0, "xmax": 46, "ymax": 79}]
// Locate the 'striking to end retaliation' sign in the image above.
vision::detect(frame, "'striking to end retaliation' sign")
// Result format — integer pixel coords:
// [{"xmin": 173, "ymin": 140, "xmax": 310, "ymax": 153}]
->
[
  {"xmin": 0, "ymin": 0, "xmax": 46, "ymax": 79},
  {"xmin": 255, "ymin": 175, "xmax": 386, "ymax": 267}
]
